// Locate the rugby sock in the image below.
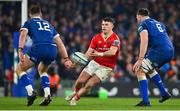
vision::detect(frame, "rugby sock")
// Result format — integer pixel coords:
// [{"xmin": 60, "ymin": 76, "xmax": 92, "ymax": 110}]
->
[
  {"xmin": 75, "ymin": 87, "xmax": 80, "ymax": 93},
  {"xmin": 149, "ymin": 70, "xmax": 167, "ymax": 96},
  {"xmin": 19, "ymin": 72, "xmax": 33, "ymax": 96},
  {"xmin": 25, "ymin": 85, "xmax": 34, "ymax": 96},
  {"xmin": 44, "ymin": 87, "xmax": 51, "ymax": 98},
  {"xmin": 40, "ymin": 73, "xmax": 50, "ymax": 97},
  {"xmin": 138, "ymin": 76, "xmax": 149, "ymax": 103},
  {"xmin": 73, "ymin": 93, "xmax": 80, "ymax": 101}
]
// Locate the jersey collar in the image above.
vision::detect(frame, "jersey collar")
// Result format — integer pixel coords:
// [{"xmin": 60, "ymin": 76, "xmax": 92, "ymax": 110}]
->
[
  {"xmin": 101, "ymin": 32, "xmax": 114, "ymax": 41},
  {"xmin": 31, "ymin": 16, "xmax": 41, "ymax": 19}
]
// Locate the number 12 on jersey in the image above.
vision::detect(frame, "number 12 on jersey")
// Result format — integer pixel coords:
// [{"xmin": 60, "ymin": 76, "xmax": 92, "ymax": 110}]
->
[{"xmin": 37, "ymin": 22, "xmax": 50, "ymax": 31}]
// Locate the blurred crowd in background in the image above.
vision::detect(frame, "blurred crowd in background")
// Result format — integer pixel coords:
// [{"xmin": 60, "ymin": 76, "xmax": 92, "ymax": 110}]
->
[{"xmin": 0, "ymin": 0, "xmax": 180, "ymax": 92}]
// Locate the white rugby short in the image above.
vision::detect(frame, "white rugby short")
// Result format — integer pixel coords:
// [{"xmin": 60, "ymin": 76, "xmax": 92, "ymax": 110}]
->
[{"xmin": 83, "ymin": 60, "xmax": 112, "ymax": 81}]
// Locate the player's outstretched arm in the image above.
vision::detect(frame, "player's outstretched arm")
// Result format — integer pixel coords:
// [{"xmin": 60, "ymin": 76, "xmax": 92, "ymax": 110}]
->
[{"xmin": 54, "ymin": 36, "xmax": 73, "ymax": 69}]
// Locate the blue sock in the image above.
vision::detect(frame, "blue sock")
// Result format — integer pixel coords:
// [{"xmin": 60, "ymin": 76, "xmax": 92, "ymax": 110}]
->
[
  {"xmin": 40, "ymin": 74, "xmax": 50, "ymax": 88},
  {"xmin": 40, "ymin": 73, "xmax": 51, "ymax": 97},
  {"xmin": 150, "ymin": 73, "xmax": 167, "ymax": 96},
  {"xmin": 20, "ymin": 73, "xmax": 31, "ymax": 86},
  {"xmin": 139, "ymin": 80, "xmax": 149, "ymax": 103}
]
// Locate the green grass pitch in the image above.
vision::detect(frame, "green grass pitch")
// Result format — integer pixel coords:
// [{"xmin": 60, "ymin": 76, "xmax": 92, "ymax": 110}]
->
[{"xmin": 0, "ymin": 97, "xmax": 179, "ymax": 110}]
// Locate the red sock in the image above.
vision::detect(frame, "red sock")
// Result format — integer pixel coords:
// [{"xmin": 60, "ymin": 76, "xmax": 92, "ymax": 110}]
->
[
  {"xmin": 75, "ymin": 87, "xmax": 80, "ymax": 93},
  {"xmin": 74, "ymin": 93, "xmax": 80, "ymax": 101}
]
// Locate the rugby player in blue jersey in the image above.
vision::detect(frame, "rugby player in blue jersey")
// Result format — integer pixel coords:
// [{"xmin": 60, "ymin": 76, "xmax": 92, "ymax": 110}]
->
[
  {"xmin": 133, "ymin": 8, "xmax": 174, "ymax": 106},
  {"xmin": 16, "ymin": 5, "xmax": 73, "ymax": 106}
]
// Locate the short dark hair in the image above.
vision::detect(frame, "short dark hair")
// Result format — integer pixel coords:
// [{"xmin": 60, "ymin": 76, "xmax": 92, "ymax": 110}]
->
[
  {"xmin": 29, "ymin": 5, "xmax": 41, "ymax": 15},
  {"xmin": 137, "ymin": 8, "xmax": 150, "ymax": 16},
  {"xmin": 102, "ymin": 17, "xmax": 115, "ymax": 24}
]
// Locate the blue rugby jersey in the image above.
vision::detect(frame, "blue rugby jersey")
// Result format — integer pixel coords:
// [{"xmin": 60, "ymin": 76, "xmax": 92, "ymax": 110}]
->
[
  {"xmin": 137, "ymin": 18, "xmax": 174, "ymax": 53},
  {"xmin": 21, "ymin": 17, "xmax": 59, "ymax": 46}
]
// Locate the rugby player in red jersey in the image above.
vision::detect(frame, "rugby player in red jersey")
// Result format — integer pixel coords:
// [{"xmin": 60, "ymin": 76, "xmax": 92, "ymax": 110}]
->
[{"xmin": 66, "ymin": 17, "xmax": 121, "ymax": 105}]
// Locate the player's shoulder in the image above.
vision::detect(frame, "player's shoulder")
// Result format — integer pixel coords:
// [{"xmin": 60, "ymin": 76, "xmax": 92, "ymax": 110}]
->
[
  {"xmin": 92, "ymin": 33, "xmax": 102, "ymax": 40},
  {"xmin": 38, "ymin": 18, "xmax": 54, "ymax": 28},
  {"xmin": 111, "ymin": 32, "xmax": 120, "ymax": 41},
  {"xmin": 23, "ymin": 19, "xmax": 31, "ymax": 25},
  {"xmin": 143, "ymin": 18, "xmax": 158, "ymax": 26},
  {"xmin": 138, "ymin": 19, "xmax": 152, "ymax": 31},
  {"xmin": 151, "ymin": 18, "xmax": 164, "ymax": 26},
  {"xmin": 94, "ymin": 33, "xmax": 101, "ymax": 38},
  {"xmin": 139, "ymin": 18, "xmax": 151, "ymax": 26},
  {"xmin": 24, "ymin": 18, "xmax": 38, "ymax": 26},
  {"xmin": 21, "ymin": 19, "xmax": 31, "ymax": 28},
  {"xmin": 30, "ymin": 18, "xmax": 49, "ymax": 23},
  {"xmin": 139, "ymin": 19, "xmax": 147, "ymax": 27},
  {"xmin": 41, "ymin": 18, "xmax": 50, "ymax": 23}
]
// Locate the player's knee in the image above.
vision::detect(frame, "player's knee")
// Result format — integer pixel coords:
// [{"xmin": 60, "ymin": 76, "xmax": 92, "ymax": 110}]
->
[
  {"xmin": 38, "ymin": 67, "xmax": 42, "ymax": 74},
  {"xmin": 38, "ymin": 64, "xmax": 48, "ymax": 74},
  {"xmin": 38, "ymin": 67, "xmax": 46, "ymax": 74},
  {"xmin": 135, "ymin": 69, "xmax": 146, "ymax": 77},
  {"xmin": 16, "ymin": 63, "xmax": 23, "ymax": 75},
  {"xmin": 16, "ymin": 66, "xmax": 20, "ymax": 75},
  {"xmin": 135, "ymin": 70, "xmax": 147, "ymax": 81},
  {"xmin": 38, "ymin": 70, "xmax": 43, "ymax": 75}
]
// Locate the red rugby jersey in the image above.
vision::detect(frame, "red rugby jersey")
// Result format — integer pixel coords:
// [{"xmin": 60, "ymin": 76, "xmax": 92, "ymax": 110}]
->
[{"xmin": 89, "ymin": 32, "xmax": 120, "ymax": 69}]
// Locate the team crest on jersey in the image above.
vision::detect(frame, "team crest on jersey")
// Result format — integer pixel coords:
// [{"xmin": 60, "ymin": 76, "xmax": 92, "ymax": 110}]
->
[{"xmin": 107, "ymin": 40, "xmax": 111, "ymax": 46}]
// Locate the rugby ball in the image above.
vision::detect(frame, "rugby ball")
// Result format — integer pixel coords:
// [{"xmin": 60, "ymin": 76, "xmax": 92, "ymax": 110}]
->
[{"xmin": 70, "ymin": 52, "xmax": 88, "ymax": 66}]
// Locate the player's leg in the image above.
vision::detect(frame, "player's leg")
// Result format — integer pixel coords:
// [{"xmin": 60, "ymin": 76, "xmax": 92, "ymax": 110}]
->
[
  {"xmin": 135, "ymin": 69, "xmax": 151, "ymax": 107},
  {"xmin": 78, "ymin": 75, "xmax": 101, "ymax": 97},
  {"xmin": 66, "ymin": 60, "xmax": 97, "ymax": 101},
  {"xmin": 70, "ymin": 64, "xmax": 112, "ymax": 105},
  {"xmin": 38, "ymin": 45, "xmax": 57, "ymax": 106},
  {"xmin": 70, "ymin": 74, "xmax": 101, "ymax": 105},
  {"xmin": 65, "ymin": 70, "xmax": 91, "ymax": 101},
  {"xmin": 144, "ymin": 51, "xmax": 172, "ymax": 103},
  {"xmin": 38, "ymin": 62, "xmax": 52, "ymax": 106},
  {"xmin": 75, "ymin": 71, "xmax": 91, "ymax": 92},
  {"xmin": 16, "ymin": 55, "xmax": 37, "ymax": 106},
  {"xmin": 148, "ymin": 69, "xmax": 171, "ymax": 103}
]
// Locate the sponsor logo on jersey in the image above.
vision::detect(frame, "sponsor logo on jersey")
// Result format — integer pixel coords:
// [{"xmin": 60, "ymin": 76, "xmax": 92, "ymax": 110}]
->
[{"xmin": 113, "ymin": 40, "xmax": 119, "ymax": 46}]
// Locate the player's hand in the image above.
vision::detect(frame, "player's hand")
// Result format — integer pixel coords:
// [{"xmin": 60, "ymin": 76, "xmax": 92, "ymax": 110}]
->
[
  {"xmin": 64, "ymin": 58, "xmax": 74, "ymax": 69},
  {"xmin": 18, "ymin": 50, "xmax": 25, "ymax": 62},
  {"xmin": 133, "ymin": 59, "xmax": 143, "ymax": 72}
]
